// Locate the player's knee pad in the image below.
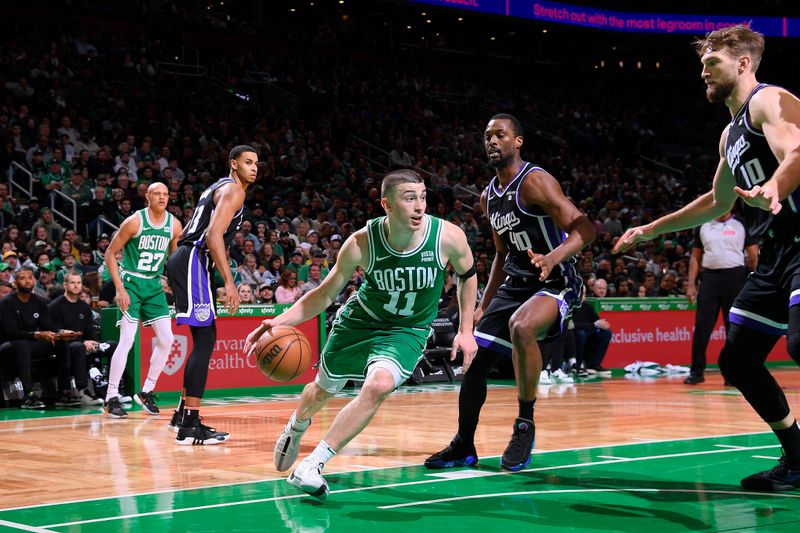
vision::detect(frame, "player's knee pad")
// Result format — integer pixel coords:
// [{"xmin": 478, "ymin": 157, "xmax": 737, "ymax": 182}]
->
[{"xmin": 366, "ymin": 360, "xmax": 404, "ymax": 392}]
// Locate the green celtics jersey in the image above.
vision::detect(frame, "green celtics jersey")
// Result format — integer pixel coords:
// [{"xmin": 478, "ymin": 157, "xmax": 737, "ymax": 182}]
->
[
  {"xmin": 121, "ymin": 209, "xmax": 173, "ymax": 279},
  {"xmin": 356, "ymin": 215, "xmax": 446, "ymax": 327}
]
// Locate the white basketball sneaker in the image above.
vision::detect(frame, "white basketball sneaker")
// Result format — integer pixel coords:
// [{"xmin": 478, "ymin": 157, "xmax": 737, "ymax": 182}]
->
[
  {"xmin": 274, "ymin": 417, "xmax": 310, "ymax": 471},
  {"xmin": 287, "ymin": 457, "xmax": 329, "ymax": 501}
]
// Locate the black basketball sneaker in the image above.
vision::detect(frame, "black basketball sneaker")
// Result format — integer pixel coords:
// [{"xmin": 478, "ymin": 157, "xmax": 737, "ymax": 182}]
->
[
  {"xmin": 501, "ymin": 417, "xmax": 535, "ymax": 471},
  {"xmin": 424, "ymin": 434, "xmax": 479, "ymax": 469}
]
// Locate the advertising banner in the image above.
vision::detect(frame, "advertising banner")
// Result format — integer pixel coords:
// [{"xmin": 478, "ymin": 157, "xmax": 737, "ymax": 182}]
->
[
  {"xmin": 591, "ymin": 298, "xmax": 790, "ymax": 368},
  {"xmin": 136, "ymin": 306, "xmax": 321, "ymax": 392}
]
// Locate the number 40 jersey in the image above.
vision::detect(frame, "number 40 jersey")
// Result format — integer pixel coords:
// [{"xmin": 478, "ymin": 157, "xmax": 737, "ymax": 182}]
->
[
  {"xmin": 487, "ymin": 162, "xmax": 571, "ymax": 281},
  {"xmin": 121, "ymin": 209, "xmax": 174, "ymax": 278}
]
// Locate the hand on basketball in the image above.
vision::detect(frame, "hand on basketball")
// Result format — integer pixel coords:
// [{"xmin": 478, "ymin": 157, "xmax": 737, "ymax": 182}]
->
[
  {"xmin": 116, "ymin": 287, "xmax": 130, "ymax": 313},
  {"xmin": 734, "ymin": 183, "xmax": 782, "ymax": 214},
  {"xmin": 451, "ymin": 331, "xmax": 478, "ymax": 373},
  {"xmin": 527, "ymin": 250, "xmax": 554, "ymax": 281},
  {"xmin": 244, "ymin": 319, "xmax": 274, "ymax": 357},
  {"xmin": 613, "ymin": 225, "xmax": 655, "ymax": 254}
]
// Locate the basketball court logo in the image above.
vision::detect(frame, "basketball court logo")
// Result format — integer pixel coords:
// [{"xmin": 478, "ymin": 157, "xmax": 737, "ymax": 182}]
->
[
  {"xmin": 194, "ymin": 302, "xmax": 212, "ymax": 322},
  {"xmin": 162, "ymin": 335, "xmax": 189, "ymax": 376}
]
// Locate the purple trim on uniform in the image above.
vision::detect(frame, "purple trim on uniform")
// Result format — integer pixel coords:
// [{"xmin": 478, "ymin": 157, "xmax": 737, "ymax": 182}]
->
[
  {"xmin": 475, "ymin": 335, "xmax": 513, "ymax": 358},
  {"xmin": 542, "ymin": 217, "xmax": 563, "ymax": 249},
  {"xmin": 177, "ymin": 248, "xmax": 215, "ymax": 327},
  {"xmin": 790, "ymin": 293, "xmax": 800, "ymax": 307},
  {"xmin": 729, "ymin": 312, "xmax": 786, "ymax": 337},
  {"xmin": 491, "ymin": 162, "xmax": 531, "ymax": 197}
]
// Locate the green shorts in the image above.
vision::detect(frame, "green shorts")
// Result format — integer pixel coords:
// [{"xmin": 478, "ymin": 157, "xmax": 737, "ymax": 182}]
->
[
  {"xmin": 118, "ymin": 273, "xmax": 170, "ymax": 326},
  {"xmin": 318, "ymin": 298, "xmax": 431, "ymax": 385}
]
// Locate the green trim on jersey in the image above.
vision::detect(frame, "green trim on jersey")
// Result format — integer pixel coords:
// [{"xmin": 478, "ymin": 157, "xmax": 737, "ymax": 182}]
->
[
  {"xmin": 121, "ymin": 209, "xmax": 173, "ymax": 279},
  {"xmin": 355, "ymin": 215, "xmax": 446, "ymax": 327}
]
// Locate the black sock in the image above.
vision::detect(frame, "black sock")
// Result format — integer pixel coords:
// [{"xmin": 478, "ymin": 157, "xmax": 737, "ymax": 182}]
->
[
  {"xmin": 518, "ymin": 398, "xmax": 536, "ymax": 421},
  {"xmin": 774, "ymin": 421, "xmax": 800, "ymax": 468},
  {"xmin": 182, "ymin": 408, "xmax": 199, "ymax": 426}
]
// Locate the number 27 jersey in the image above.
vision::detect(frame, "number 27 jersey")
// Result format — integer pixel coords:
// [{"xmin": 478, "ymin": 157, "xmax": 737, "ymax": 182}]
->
[
  {"xmin": 487, "ymin": 162, "xmax": 567, "ymax": 280},
  {"xmin": 121, "ymin": 209, "xmax": 173, "ymax": 278}
]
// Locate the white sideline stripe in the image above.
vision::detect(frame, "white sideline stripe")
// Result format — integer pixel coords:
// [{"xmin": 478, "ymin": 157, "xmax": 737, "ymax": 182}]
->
[
  {"xmin": 426, "ymin": 470, "xmax": 496, "ymax": 480},
  {"xmin": 0, "ymin": 519, "xmax": 58, "ymax": 532},
  {"xmin": 2, "ymin": 429, "xmax": 776, "ymax": 512},
  {"xmin": 595, "ymin": 455, "xmax": 627, "ymax": 460},
  {"xmin": 41, "ymin": 443, "xmax": 782, "ymax": 528},
  {"xmin": 379, "ymin": 488, "xmax": 800, "ymax": 510},
  {"xmin": 751, "ymin": 455, "xmax": 780, "ymax": 460},
  {"xmin": 714, "ymin": 444, "xmax": 748, "ymax": 449}
]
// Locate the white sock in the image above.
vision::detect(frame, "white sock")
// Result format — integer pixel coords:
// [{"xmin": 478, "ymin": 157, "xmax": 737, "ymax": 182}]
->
[
  {"xmin": 143, "ymin": 318, "xmax": 174, "ymax": 392},
  {"xmin": 290, "ymin": 412, "xmax": 311, "ymax": 431},
  {"xmin": 142, "ymin": 378, "xmax": 157, "ymax": 393},
  {"xmin": 106, "ymin": 318, "xmax": 138, "ymax": 402},
  {"xmin": 307, "ymin": 440, "xmax": 336, "ymax": 467}
]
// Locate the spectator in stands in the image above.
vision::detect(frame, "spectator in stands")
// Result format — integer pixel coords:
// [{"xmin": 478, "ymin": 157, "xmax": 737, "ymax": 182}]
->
[
  {"xmin": 33, "ymin": 262, "xmax": 58, "ymax": 299},
  {"xmin": 257, "ymin": 283, "xmax": 276, "ymax": 304},
  {"xmin": 0, "ymin": 263, "xmax": 14, "ymax": 286},
  {"xmin": 389, "ymin": 140, "xmax": 414, "ymax": 169},
  {"xmin": 30, "ymin": 207, "xmax": 64, "ymax": 244},
  {"xmin": 0, "ymin": 267, "xmax": 57, "ymax": 409},
  {"xmin": 592, "ymin": 278, "xmax": 608, "ymax": 298},
  {"xmin": 238, "ymin": 253, "xmax": 266, "ymax": 289},
  {"xmin": 75, "ymin": 247, "xmax": 98, "ymax": 276},
  {"xmin": 238, "ymin": 283, "xmax": 256, "ymax": 305},
  {"xmin": 26, "ymin": 225, "xmax": 55, "ymax": 256},
  {"xmin": 657, "ymin": 273, "xmax": 678, "ymax": 296},
  {"xmin": 299, "ymin": 249, "xmax": 329, "ymax": 282},
  {"xmin": 300, "ymin": 264, "xmax": 323, "ymax": 295},
  {"xmin": 275, "ymin": 269, "xmax": 301, "ymax": 304}
]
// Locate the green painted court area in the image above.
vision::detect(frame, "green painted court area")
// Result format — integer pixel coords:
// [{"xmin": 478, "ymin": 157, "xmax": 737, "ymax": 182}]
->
[{"xmin": 2, "ymin": 432, "xmax": 799, "ymax": 532}]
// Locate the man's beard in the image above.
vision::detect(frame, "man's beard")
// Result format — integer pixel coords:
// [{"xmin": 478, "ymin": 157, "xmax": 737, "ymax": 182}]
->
[
  {"xmin": 706, "ymin": 77, "xmax": 736, "ymax": 103},
  {"xmin": 487, "ymin": 153, "xmax": 513, "ymax": 169},
  {"xmin": 17, "ymin": 285, "xmax": 32, "ymax": 295}
]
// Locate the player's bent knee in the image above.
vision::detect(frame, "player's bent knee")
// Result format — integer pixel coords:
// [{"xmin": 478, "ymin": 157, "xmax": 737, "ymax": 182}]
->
[
  {"xmin": 361, "ymin": 369, "xmax": 396, "ymax": 403},
  {"xmin": 508, "ymin": 315, "xmax": 539, "ymax": 343},
  {"xmin": 314, "ymin": 368, "xmax": 348, "ymax": 395}
]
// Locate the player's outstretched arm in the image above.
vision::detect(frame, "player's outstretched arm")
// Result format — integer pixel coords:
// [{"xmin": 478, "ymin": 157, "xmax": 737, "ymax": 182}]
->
[
  {"xmin": 734, "ymin": 87, "xmax": 800, "ymax": 214},
  {"xmin": 244, "ymin": 230, "xmax": 365, "ymax": 355},
  {"xmin": 615, "ymin": 132, "xmax": 738, "ymax": 254},
  {"xmin": 441, "ymin": 222, "xmax": 479, "ymax": 370},
  {"xmin": 104, "ymin": 214, "xmax": 140, "ymax": 313}
]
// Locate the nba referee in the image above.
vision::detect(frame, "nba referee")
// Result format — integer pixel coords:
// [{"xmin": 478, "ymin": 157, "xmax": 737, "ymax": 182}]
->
[{"xmin": 685, "ymin": 211, "xmax": 758, "ymax": 384}]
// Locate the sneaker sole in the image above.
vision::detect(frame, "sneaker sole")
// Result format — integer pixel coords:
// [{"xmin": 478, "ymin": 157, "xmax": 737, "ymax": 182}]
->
[
  {"xmin": 274, "ymin": 432, "xmax": 304, "ymax": 472},
  {"xmin": 133, "ymin": 394, "xmax": 160, "ymax": 415},
  {"xmin": 424, "ymin": 455, "xmax": 479, "ymax": 469},
  {"xmin": 175, "ymin": 434, "xmax": 230, "ymax": 446},
  {"xmin": 104, "ymin": 409, "xmax": 128, "ymax": 419},
  {"xmin": 501, "ymin": 440, "xmax": 535, "ymax": 472},
  {"xmin": 287, "ymin": 473, "xmax": 329, "ymax": 501}
]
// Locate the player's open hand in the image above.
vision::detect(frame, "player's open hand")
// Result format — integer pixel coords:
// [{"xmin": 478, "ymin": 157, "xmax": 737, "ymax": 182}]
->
[
  {"xmin": 613, "ymin": 225, "xmax": 655, "ymax": 254},
  {"xmin": 734, "ymin": 184, "xmax": 782, "ymax": 214},
  {"xmin": 244, "ymin": 319, "xmax": 274, "ymax": 357},
  {"xmin": 451, "ymin": 331, "xmax": 478, "ymax": 373},
  {"xmin": 527, "ymin": 250, "xmax": 554, "ymax": 281},
  {"xmin": 224, "ymin": 281, "xmax": 240, "ymax": 315},
  {"xmin": 116, "ymin": 287, "xmax": 130, "ymax": 313}
]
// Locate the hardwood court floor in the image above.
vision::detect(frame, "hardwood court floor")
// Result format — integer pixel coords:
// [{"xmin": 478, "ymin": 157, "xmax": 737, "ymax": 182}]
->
[{"xmin": 1, "ymin": 369, "xmax": 799, "ymax": 532}]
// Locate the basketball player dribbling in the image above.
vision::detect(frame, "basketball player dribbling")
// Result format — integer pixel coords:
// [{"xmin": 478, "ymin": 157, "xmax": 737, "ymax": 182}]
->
[
  {"xmin": 616, "ymin": 25, "xmax": 800, "ymax": 491},
  {"xmin": 166, "ymin": 145, "xmax": 257, "ymax": 445},
  {"xmin": 244, "ymin": 169, "xmax": 479, "ymax": 500}
]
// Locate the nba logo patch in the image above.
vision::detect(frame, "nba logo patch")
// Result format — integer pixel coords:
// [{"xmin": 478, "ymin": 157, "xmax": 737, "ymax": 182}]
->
[
  {"xmin": 194, "ymin": 303, "xmax": 211, "ymax": 322},
  {"xmin": 162, "ymin": 335, "xmax": 189, "ymax": 376}
]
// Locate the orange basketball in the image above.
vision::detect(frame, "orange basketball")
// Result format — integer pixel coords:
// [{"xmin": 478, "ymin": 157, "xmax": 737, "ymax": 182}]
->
[{"xmin": 254, "ymin": 325, "xmax": 312, "ymax": 382}]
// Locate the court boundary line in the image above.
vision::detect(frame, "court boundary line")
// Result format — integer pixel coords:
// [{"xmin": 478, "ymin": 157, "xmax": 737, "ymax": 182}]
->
[
  {"xmin": 39, "ymin": 443, "xmax": 784, "ymax": 528},
  {"xmin": 0, "ymin": 428, "xmax": 776, "ymax": 513},
  {"xmin": 0, "ymin": 518, "xmax": 57, "ymax": 533},
  {"xmin": 378, "ymin": 488, "xmax": 800, "ymax": 509}
]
